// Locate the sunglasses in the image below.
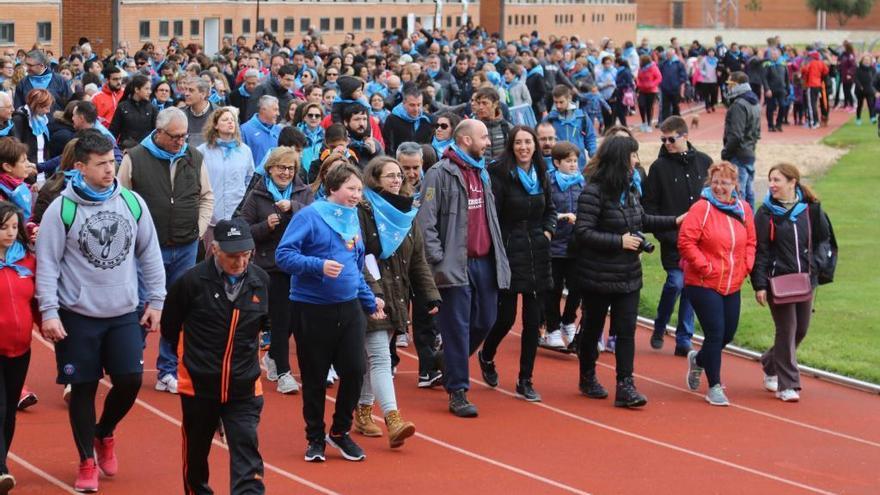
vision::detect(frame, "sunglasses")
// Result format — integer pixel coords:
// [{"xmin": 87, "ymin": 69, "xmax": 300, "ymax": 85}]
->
[
  {"xmin": 326, "ymin": 72, "xmax": 338, "ymax": 76},
  {"xmin": 660, "ymin": 134, "xmax": 685, "ymax": 144},
  {"xmin": 306, "ymin": 113, "xmax": 322, "ymax": 119},
  {"xmin": 437, "ymin": 122, "xmax": 450, "ymax": 130}
]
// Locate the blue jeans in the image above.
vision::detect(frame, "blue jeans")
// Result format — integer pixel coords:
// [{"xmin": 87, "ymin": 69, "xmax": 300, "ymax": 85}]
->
[
  {"xmin": 157, "ymin": 241, "xmax": 199, "ymax": 379},
  {"xmin": 653, "ymin": 268, "xmax": 695, "ymax": 346},
  {"xmin": 436, "ymin": 257, "xmax": 498, "ymax": 393},
  {"xmin": 685, "ymin": 286, "xmax": 741, "ymax": 387},
  {"xmin": 730, "ymin": 156, "xmax": 755, "ymax": 209}
]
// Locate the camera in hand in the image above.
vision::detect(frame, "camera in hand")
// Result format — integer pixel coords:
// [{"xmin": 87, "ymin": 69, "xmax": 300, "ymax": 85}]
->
[{"xmin": 633, "ymin": 231, "xmax": 655, "ymax": 254}]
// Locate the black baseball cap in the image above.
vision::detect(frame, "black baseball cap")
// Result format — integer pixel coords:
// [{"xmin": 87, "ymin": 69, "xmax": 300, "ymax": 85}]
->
[{"xmin": 214, "ymin": 218, "xmax": 254, "ymax": 252}]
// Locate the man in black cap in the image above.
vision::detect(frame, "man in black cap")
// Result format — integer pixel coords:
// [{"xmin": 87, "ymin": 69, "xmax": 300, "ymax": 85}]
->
[{"xmin": 161, "ymin": 218, "xmax": 270, "ymax": 495}]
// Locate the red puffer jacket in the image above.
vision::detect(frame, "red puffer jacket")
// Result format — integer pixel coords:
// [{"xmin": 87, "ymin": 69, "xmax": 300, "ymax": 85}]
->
[
  {"xmin": 637, "ymin": 62, "xmax": 662, "ymax": 94},
  {"xmin": 0, "ymin": 252, "xmax": 38, "ymax": 357},
  {"xmin": 678, "ymin": 199, "xmax": 756, "ymax": 295}
]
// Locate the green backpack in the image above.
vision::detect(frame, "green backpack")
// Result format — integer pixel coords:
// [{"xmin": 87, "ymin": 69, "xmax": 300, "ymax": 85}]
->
[{"xmin": 60, "ymin": 187, "xmax": 143, "ymax": 233}]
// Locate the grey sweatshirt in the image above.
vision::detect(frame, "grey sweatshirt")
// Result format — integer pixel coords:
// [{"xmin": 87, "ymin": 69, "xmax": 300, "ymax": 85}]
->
[{"xmin": 36, "ymin": 181, "xmax": 166, "ymax": 320}]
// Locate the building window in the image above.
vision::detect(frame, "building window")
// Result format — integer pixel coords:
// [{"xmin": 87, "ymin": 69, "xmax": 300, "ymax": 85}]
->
[
  {"xmin": 257, "ymin": 18, "xmax": 265, "ymax": 32},
  {"xmin": 391, "ymin": 16, "xmax": 397, "ymax": 29},
  {"xmin": 446, "ymin": 16, "xmax": 452, "ymax": 28},
  {"xmin": 300, "ymin": 18, "xmax": 311, "ymax": 32},
  {"xmin": 173, "ymin": 20, "xmax": 183, "ymax": 37},
  {"xmin": 159, "ymin": 20, "xmax": 169, "ymax": 39},
  {"xmin": 242, "ymin": 18, "xmax": 251, "ymax": 34},
  {"xmin": 353, "ymin": 17, "xmax": 362, "ymax": 31},
  {"xmin": 319, "ymin": 18, "xmax": 330, "ymax": 32},
  {"xmin": 190, "ymin": 19, "xmax": 200, "ymax": 37},
  {"xmin": 334, "ymin": 17, "xmax": 344, "ymax": 31},
  {"xmin": 224, "ymin": 18, "xmax": 233, "ymax": 35},
  {"xmin": 270, "ymin": 18, "xmax": 278, "ymax": 33},
  {"xmin": 37, "ymin": 22, "xmax": 52, "ymax": 42},
  {"xmin": 139, "ymin": 21, "xmax": 150, "ymax": 40},
  {"xmin": 366, "ymin": 17, "xmax": 375, "ymax": 30},
  {"xmin": 380, "ymin": 17, "xmax": 387, "ymax": 29},
  {"xmin": 508, "ymin": 15, "xmax": 512, "ymax": 25},
  {"xmin": 456, "ymin": 16, "xmax": 461, "ymax": 26},
  {"xmin": 284, "ymin": 17, "xmax": 295, "ymax": 33}
]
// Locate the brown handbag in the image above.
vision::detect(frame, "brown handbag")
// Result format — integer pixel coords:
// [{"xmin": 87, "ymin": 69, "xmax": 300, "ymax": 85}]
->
[{"xmin": 768, "ymin": 206, "xmax": 813, "ymax": 304}]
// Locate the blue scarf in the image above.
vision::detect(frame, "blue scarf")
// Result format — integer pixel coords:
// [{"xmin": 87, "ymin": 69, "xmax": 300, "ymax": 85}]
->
[
  {"xmin": 364, "ymin": 188, "xmax": 418, "ymax": 259},
  {"xmin": 427, "ymin": 68, "xmax": 440, "ymax": 79},
  {"xmin": 333, "ymin": 96, "xmax": 369, "ymax": 110},
  {"xmin": 238, "ymin": 84, "xmax": 250, "ymax": 98},
  {"xmin": 297, "ymin": 122, "xmax": 324, "ymax": 145},
  {"xmin": 391, "ymin": 103, "xmax": 431, "ymax": 132},
  {"xmin": 450, "ymin": 143, "xmax": 489, "ymax": 184},
  {"xmin": 247, "ymin": 114, "xmax": 281, "ymax": 140},
  {"xmin": 208, "ymin": 89, "xmax": 223, "ymax": 105},
  {"xmin": 69, "ymin": 170, "xmax": 117, "ymax": 202},
  {"xmin": 0, "ymin": 241, "xmax": 32, "ymax": 277},
  {"xmin": 515, "ymin": 165, "xmax": 542, "ymax": 195},
  {"xmin": 30, "ymin": 113, "xmax": 49, "ymax": 139},
  {"xmin": 571, "ymin": 67, "xmax": 590, "ymax": 80},
  {"xmin": 0, "ymin": 120, "xmax": 13, "ymax": 137},
  {"xmin": 527, "ymin": 65, "xmax": 544, "ymax": 78},
  {"xmin": 140, "ymin": 130, "xmax": 189, "ymax": 163},
  {"xmin": 701, "ymin": 186, "xmax": 744, "ymax": 220},
  {"xmin": 215, "ymin": 139, "xmax": 239, "ymax": 159},
  {"xmin": 151, "ymin": 98, "xmax": 171, "ymax": 110},
  {"xmin": 544, "ymin": 155, "xmax": 556, "ymax": 173},
  {"xmin": 264, "ymin": 175, "xmax": 292, "ymax": 202},
  {"xmin": 432, "ymin": 136, "xmax": 453, "ymax": 157},
  {"xmin": 620, "ymin": 170, "xmax": 642, "ymax": 206},
  {"xmin": 554, "ymin": 170, "xmax": 584, "ymax": 192},
  {"xmin": 0, "ymin": 180, "xmax": 32, "ymax": 220},
  {"xmin": 93, "ymin": 121, "xmax": 115, "ymax": 142},
  {"xmin": 371, "ymin": 108, "xmax": 389, "ymax": 124},
  {"xmin": 28, "ymin": 71, "xmax": 53, "ymax": 89},
  {"xmin": 764, "ymin": 187, "xmax": 808, "ymax": 222},
  {"xmin": 312, "ymin": 199, "xmax": 361, "ymax": 246}
]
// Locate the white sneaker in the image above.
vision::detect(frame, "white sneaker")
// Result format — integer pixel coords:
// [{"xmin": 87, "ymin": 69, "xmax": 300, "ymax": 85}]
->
[
  {"xmin": 596, "ymin": 339, "xmax": 606, "ymax": 353},
  {"xmin": 763, "ymin": 374, "xmax": 778, "ymax": 392},
  {"xmin": 540, "ymin": 330, "xmax": 566, "ymax": 349},
  {"xmin": 277, "ymin": 372, "xmax": 300, "ymax": 394},
  {"xmin": 262, "ymin": 353, "xmax": 278, "ymax": 382},
  {"xmin": 395, "ymin": 334, "xmax": 409, "ymax": 348},
  {"xmin": 561, "ymin": 324, "xmax": 577, "ymax": 345},
  {"xmin": 326, "ymin": 366, "xmax": 338, "ymax": 387},
  {"xmin": 62, "ymin": 384, "xmax": 72, "ymax": 404},
  {"xmin": 155, "ymin": 374, "xmax": 178, "ymax": 394},
  {"xmin": 776, "ymin": 389, "xmax": 800, "ymax": 402}
]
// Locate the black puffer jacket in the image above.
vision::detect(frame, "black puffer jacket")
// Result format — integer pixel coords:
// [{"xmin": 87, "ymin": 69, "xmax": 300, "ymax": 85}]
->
[
  {"xmin": 109, "ymin": 98, "xmax": 157, "ymax": 149},
  {"xmin": 573, "ymin": 182, "xmax": 678, "ymax": 294},
  {"xmin": 642, "ymin": 144, "xmax": 712, "ymax": 270},
  {"xmin": 751, "ymin": 201, "xmax": 830, "ymax": 291},
  {"xmin": 489, "ymin": 162, "xmax": 557, "ymax": 293}
]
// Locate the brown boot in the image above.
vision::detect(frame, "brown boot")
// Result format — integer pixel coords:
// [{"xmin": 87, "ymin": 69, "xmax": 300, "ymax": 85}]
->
[
  {"xmin": 384, "ymin": 410, "xmax": 415, "ymax": 448},
  {"xmin": 354, "ymin": 404, "xmax": 382, "ymax": 437}
]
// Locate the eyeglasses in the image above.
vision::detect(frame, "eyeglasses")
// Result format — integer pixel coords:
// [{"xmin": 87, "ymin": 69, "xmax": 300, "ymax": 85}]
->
[
  {"xmin": 306, "ymin": 113, "xmax": 322, "ymax": 119},
  {"xmin": 710, "ymin": 180, "xmax": 735, "ymax": 188},
  {"xmin": 161, "ymin": 130, "xmax": 189, "ymax": 141},
  {"xmin": 326, "ymin": 71, "xmax": 338, "ymax": 76},
  {"xmin": 380, "ymin": 173, "xmax": 404, "ymax": 180},
  {"xmin": 660, "ymin": 134, "xmax": 686, "ymax": 144},
  {"xmin": 274, "ymin": 166, "xmax": 296, "ymax": 173},
  {"xmin": 437, "ymin": 122, "xmax": 450, "ymax": 130}
]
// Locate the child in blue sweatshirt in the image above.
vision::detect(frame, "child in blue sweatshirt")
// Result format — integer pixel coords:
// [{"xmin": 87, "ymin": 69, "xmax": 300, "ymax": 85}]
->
[
  {"xmin": 275, "ymin": 163, "xmax": 385, "ymax": 463},
  {"xmin": 577, "ymin": 84, "xmax": 612, "ymax": 134}
]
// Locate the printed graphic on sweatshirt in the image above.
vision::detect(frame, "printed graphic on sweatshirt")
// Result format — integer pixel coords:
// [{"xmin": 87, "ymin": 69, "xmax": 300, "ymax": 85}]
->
[{"xmin": 78, "ymin": 211, "xmax": 133, "ymax": 269}]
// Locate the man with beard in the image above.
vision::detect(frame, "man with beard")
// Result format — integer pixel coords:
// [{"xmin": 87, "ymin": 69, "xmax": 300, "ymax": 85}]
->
[
  {"xmin": 91, "ymin": 66, "xmax": 125, "ymax": 127},
  {"xmin": 536, "ymin": 122, "xmax": 557, "ymax": 171},
  {"xmin": 343, "ymin": 104, "xmax": 383, "ymax": 169}
]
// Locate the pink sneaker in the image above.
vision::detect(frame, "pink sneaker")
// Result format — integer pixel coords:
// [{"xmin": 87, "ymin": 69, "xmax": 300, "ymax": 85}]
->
[
  {"xmin": 94, "ymin": 436, "xmax": 118, "ymax": 477},
  {"xmin": 74, "ymin": 459, "xmax": 99, "ymax": 493}
]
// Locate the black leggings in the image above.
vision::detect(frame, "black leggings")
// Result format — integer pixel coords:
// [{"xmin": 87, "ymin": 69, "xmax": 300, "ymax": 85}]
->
[
  {"xmin": 856, "ymin": 90, "xmax": 876, "ymax": 120},
  {"xmin": 638, "ymin": 93, "xmax": 657, "ymax": 125},
  {"xmin": 578, "ymin": 290, "xmax": 640, "ymax": 381},
  {"xmin": 68, "ymin": 373, "xmax": 142, "ymax": 461},
  {"xmin": 699, "ymin": 82, "xmax": 719, "ymax": 110},
  {"xmin": 267, "ymin": 271, "xmax": 294, "ymax": 375},
  {"xmin": 0, "ymin": 352, "xmax": 29, "ymax": 474},
  {"xmin": 545, "ymin": 258, "xmax": 581, "ymax": 331},
  {"xmin": 481, "ymin": 291, "xmax": 543, "ymax": 381}
]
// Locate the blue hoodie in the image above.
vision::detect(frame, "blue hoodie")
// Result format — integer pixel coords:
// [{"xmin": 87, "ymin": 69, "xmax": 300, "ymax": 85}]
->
[{"xmin": 543, "ymin": 107, "xmax": 597, "ymax": 170}]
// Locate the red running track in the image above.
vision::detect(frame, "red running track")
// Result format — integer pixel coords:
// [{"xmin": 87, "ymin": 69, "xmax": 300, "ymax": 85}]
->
[{"xmin": 9, "ymin": 321, "xmax": 880, "ymax": 495}]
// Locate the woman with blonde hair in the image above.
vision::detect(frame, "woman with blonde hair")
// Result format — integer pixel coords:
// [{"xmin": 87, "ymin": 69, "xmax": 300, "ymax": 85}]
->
[{"xmin": 751, "ymin": 163, "xmax": 830, "ymax": 402}]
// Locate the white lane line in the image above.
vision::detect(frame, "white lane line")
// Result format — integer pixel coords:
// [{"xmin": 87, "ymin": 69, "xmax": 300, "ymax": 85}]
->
[
  {"xmin": 398, "ymin": 349, "xmax": 838, "ymax": 495},
  {"xmin": 8, "ymin": 452, "xmax": 79, "ymax": 494},
  {"xmin": 32, "ymin": 333, "xmax": 340, "ymax": 495}
]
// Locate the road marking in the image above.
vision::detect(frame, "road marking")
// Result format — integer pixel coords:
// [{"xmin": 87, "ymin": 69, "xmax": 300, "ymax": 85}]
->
[{"xmin": 8, "ymin": 452, "xmax": 79, "ymax": 494}]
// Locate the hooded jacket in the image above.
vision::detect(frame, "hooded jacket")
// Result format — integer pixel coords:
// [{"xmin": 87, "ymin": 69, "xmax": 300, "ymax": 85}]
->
[
  {"xmin": 637, "ymin": 62, "xmax": 662, "ymax": 94},
  {"xmin": 721, "ymin": 84, "xmax": 761, "ymax": 162}
]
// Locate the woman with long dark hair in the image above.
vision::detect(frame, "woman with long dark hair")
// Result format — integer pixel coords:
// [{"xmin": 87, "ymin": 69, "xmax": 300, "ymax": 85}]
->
[
  {"xmin": 478, "ymin": 126, "xmax": 556, "ymax": 402},
  {"xmin": 109, "ymin": 74, "xmax": 157, "ymax": 149},
  {"xmin": 573, "ymin": 135, "xmax": 682, "ymax": 408}
]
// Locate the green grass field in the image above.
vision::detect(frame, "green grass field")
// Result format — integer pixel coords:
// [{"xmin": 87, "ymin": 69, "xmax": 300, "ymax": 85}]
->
[{"xmin": 638, "ymin": 120, "xmax": 880, "ymax": 384}]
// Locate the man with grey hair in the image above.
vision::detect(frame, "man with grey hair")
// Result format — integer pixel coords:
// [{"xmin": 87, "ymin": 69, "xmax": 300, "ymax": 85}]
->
[
  {"xmin": 118, "ymin": 106, "xmax": 215, "ymax": 396},
  {"xmin": 182, "ymin": 77, "xmax": 216, "ymax": 148},
  {"xmin": 14, "ymin": 49, "xmax": 72, "ymax": 110},
  {"xmin": 230, "ymin": 68, "xmax": 261, "ymax": 123},
  {"xmin": 0, "ymin": 92, "xmax": 17, "ymax": 138},
  {"xmin": 241, "ymin": 95, "xmax": 281, "ymax": 166}
]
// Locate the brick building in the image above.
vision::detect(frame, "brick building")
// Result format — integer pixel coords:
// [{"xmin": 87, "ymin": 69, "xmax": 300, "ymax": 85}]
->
[
  {"xmin": 0, "ymin": 0, "xmax": 63, "ymax": 56},
  {"xmin": 638, "ymin": 0, "xmax": 880, "ymax": 30}
]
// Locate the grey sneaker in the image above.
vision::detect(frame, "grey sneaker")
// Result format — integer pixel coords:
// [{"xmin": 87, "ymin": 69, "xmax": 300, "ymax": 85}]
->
[
  {"xmin": 686, "ymin": 350, "xmax": 702, "ymax": 391},
  {"xmin": 262, "ymin": 353, "xmax": 278, "ymax": 382},
  {"xmin": 705, "ymin": 384, "xmax": 730, "ymax": 406},
  {"xmin": 277, "ymin": 372, "xmax": 300, "ymax": 394}
]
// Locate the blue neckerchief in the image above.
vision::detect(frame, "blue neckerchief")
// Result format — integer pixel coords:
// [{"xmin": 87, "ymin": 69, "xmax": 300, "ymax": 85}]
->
[
  {"xmin": 140, "ymin": 130, "xmax": 189, "ymax": 163},
  {"xmin": 264, "ymin": 175, "xmax": 292, "ymax": 202},
  {"xmin": 93, "ymin": 121, "xmax": 115, "ymax": 142},
  {"xmin": 297, "ymin": 122, "xmax": 324, "ymax": 145},
  {"xmin": 527, "ymin": 65, "xmax": 544, "ymax": 78},
  {"xmin": 0, "ymin": 241, "xmax": 32, "ymax": 277},
  {"xmin": 0, "ymin": 120, "xmax": 13, "ymax": 137},
  {"xmin": 514, "ymin": 165, "xmax": 542, "ymax": 195},
  {"xmin": 68, "ymin": 170, "xmax": 116, "ymax": 202},
  {"xmin": 426, "ymin": 68, "xmax": 440, "ymax": 79},
  {"xmin": 364, "ymin": 188, "xmax": 418, "ymax": 259},
  {"xmin": 312, "ymin": 198, "xmax": 361, "ymax": 246},
  {"xmin": 365, "ymin": 81, "xmax": 388, "ymax": 98},
  {"xmin": 208, "ymin": 89, "xmax": 222, "ymax": 104},
  {"xmin": 705, "ymin": 56, "xmax": 718, "ymax": 67},
  {"xmin": 28, "ymin": 71, "xmax": 53, "ymax": 89},
  {"xmin": 391, "ymin": 103, "xmax": 431, "ymax": 132},
  {"xmin": 151, "ymin": 98, "xmax": 169, "ymax": 110},
  {"xmin": 215, "ymin": 139, "xmax": 240, "ymax": 159},
  {"xmin": 544, "ymin": 155, "xmax": 555, "ymax": 173},
  {"xmin": 701, "ymin": 187, "xmax": 744, "ymax": 220},
  {"xmin": 571, "ymin": 67, "xmax": 590, "ymax": 80},
  {"xmin": 333, "ymin": 96, "xmax": 369, "ymax": 110},
  {"xmin": 764, "ymin": 187, "xmax": 808, "ymax": 222},
  {"xmin": 247, "ymin": 114, "xmax": 280, "ymax": 140},
  {"xmin": 371, "ymin": 108, "xmax": 389, "ymax": 124},
  {"xmin": 30, "ymin": 113, "xmax": 49, "ymax": 139},
  {"xmin": 620, "ymin": 170, "xmax": 642, "ymax": 206},
  {"xmin": 554, "ymin": 170, "xmax": 584, "ymax": 191},
  {"xmin": 0, "ymin": 180, "xmax": 32, "ymax": 219},
  {"xmin": 238, "ymin": 84, "xmax": 250, "ymax": 98},
  {"xmin": 450, "ymin": 143, "xmax": 489, "ymax": 184},
  {"xmin": 432, "ymin": 136, "xmax": 453, "ymax": 157}
]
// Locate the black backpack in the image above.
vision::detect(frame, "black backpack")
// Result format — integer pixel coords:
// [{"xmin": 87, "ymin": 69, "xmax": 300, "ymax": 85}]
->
[{"xmin": 813, "ymin": 209, "xmax": 838, "ymax": 285}]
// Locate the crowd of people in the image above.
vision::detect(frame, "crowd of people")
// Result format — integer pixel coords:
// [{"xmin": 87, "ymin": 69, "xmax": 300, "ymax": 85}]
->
[{"xmin": 0, "ymin": 24, "xmax": 843, "ymax": 494}]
